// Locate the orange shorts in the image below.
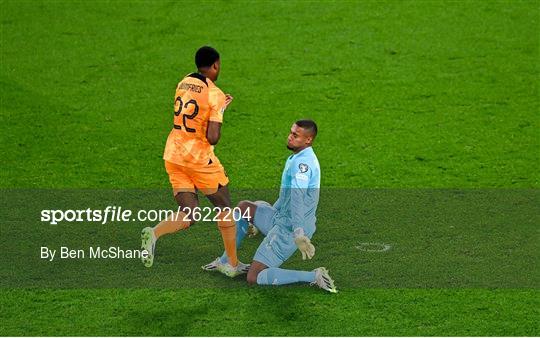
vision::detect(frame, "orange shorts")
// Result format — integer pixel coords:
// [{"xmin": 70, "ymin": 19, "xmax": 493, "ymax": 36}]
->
[{"xmin": 164, "ymin": 158, "xmax": 229, "ymax": 195}]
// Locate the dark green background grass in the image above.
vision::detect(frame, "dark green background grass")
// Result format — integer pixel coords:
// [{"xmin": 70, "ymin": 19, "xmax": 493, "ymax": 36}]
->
[{"xmin": 1, "ymin": 0, "xmax": 539, "ymax": 336}]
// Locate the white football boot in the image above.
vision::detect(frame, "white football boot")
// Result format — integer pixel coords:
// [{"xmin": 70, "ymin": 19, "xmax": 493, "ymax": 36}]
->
[
  {"xmin": 201, "ymin": 257, "xmax": 222, "ymax": 271},
  {"xmin": 312, "ymin": 267, "xmax": 338, "ymax": 293},
  {"xmin": 140, "ymin": 227, "xmax": 156, "ymax": 268},
  {"xmin": 202, "ymin": 257, "xmax": 250, "ymax": 277},
  {"xmin": 217, "ymin": 261, "xmax": 251, "ymax": 277}
]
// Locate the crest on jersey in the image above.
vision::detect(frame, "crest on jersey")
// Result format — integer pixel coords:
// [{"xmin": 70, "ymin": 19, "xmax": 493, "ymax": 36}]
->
[{"xmin": 299, "ymin": 163, "xmax": 309, "ymax": 173}]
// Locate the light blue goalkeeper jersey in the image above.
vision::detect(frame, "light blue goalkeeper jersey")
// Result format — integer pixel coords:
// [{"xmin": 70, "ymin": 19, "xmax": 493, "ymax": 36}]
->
[{"xmin": 272, "ymin": 146, "xmax": 320, "ymax": 236}]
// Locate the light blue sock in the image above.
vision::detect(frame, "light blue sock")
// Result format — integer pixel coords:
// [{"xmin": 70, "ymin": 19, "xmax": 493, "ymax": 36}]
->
[
  {"xmin": 256, "ymin": 267, "xmax": 316, "ymax": 285},
  {"xmin": 219, "ymin": 210, "xmax": 249, "ymax": 264}
]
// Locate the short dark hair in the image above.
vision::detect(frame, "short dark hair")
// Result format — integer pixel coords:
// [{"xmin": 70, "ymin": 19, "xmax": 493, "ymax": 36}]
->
[
  {"xmin": 295, "ymin": 119, "xmax": 318, "ymax": 138},
  {"xmin": 195, "ymin": 46, "xmax": 220, "ymax": 68}
]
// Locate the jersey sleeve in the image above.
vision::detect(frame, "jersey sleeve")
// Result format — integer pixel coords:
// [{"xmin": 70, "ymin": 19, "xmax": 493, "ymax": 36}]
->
[
  {"xmin": 273, "ymin": 189, "xmax": 283, "ymax": 211},
  {"xmin": 208, "ymin": 86, "xmax": 226, "ymax": 123},
  {"xmin": 289, "ymin": 159, "xmax": 311, "ymax": 234}
]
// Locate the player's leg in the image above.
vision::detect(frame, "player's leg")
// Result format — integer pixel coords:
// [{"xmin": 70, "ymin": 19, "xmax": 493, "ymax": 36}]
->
[
  {"xmin": 246, "ymin": 260, "xmax": 269, "ymax": 285},
  {"xmin": 250, "ymin": 200, "xmax": 276, "ymax": 236},
  {"xmin": 247, "ymin": 257, "xmax": 315, "ymax": 287},
  {"xmin": 248, "ymin": 226, "xmax": 314, "ymax": 285},
  {"xmin": 249, "ymin": 226, "xmax": 337, "ymax": 292},
  {"xmin": 202, "ymin": 199, "xmax": 255, "ymax": 273},
  {"xmin": 205, "ymin": 184, "xmax": 239, "ymax": 268},
  {"xmin": 154, "ymin": 191, "xmax": 198, "ymax": 238},
  {"xmin": 216, "ymin": 199, "xmax": 273, "ymax": 262},
  {"xmin": 141, "ymin": 191, "xmax": 198, "ymax": 267},
  {"xmin": 257, "ymin": 266, "xmax": 336, "ymax": 293},
  {"xmin": 238, "ymin": 200, "xmax": 257, "ymax": 223},
  {"xmin": 140, "ymin": 161, "xmax": 196, "ymax": 267},
  {"xmin": 196, "ymin": 158, "xmax": 255, "ymax": 276},
  {"xmin": 157, "ymin": 161, "xmax": 198, "ymax": 236},
  {"xmin": 217, "ymin": 200, "xmax": 256, "ymax": 264},
  {"xmin": 203, "ymin": 199, "xmax": 275, "ymax": 270},
  {"xmin": 256, "ymin": 267, "xmax": 316, "ymax": 285}
]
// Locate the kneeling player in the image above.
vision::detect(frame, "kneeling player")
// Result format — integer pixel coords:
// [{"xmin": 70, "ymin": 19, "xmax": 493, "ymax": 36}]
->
[{"xmin": 203, "ymin": 120, "xmax": 337, "ymax": 292}]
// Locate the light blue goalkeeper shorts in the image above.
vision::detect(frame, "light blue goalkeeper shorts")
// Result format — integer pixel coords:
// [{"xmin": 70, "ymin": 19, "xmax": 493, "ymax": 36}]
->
[
  {"xmin": 252, "ymin": 202, "xmax": 315, "ymax": 268},
  {"xmin": 252, "ymin": 201, "xmax": 276, "ymax": 236},
  {"xmin": 253, "ymin": 225, "xmax": 298, "ymax": 268}
]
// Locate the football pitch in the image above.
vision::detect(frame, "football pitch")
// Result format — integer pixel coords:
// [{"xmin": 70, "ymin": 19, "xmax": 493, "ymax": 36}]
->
[{"xmin": 1, "ymin": 1, "xmax": 539, "ymax": 336}]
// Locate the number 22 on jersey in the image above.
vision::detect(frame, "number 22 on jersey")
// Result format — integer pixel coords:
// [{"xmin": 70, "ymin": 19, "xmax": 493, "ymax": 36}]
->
[{"xmin": 173, "ymin": 96, "xmax": 199, "ymax": 133}]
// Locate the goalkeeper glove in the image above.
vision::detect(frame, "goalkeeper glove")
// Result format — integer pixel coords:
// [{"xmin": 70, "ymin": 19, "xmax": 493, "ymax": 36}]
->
[
  {"xmin": 247, "ymin": 223, "xmax": 259, "ymax": 238},
  {"xmin": 294, "ymin": 228, "xmax": 315, "ymax": 260}
]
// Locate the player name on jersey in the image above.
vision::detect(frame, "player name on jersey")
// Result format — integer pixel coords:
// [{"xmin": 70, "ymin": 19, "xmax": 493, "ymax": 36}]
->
[{"xmin": 178, "ymin": 82, "xmax": 203, "ymax": 93}]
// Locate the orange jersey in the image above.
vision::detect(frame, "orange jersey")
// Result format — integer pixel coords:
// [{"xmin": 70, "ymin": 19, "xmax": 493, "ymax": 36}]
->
[{"xmin": 163, "ymin": 73, "xmax": 226, "ymax": 167}]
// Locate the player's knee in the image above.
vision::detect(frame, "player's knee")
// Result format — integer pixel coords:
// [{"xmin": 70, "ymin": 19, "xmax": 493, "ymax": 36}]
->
[
  {"xmin": 237, "ymin": 200, "xmax": 256, "ymax": 221},
  {"xmin": 237, "ymin": 200, "xmax": 252, "ymax": 212},
  {"xmin": 207, "ymin": 186, "xmax": 231, "ymax": 209}
]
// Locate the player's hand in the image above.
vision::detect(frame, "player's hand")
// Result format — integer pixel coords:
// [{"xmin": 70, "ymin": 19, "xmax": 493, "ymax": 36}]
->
[
  {"xmin": 224, "ymin": 94, "xmax": 233, "ymax": 109},
  {"xmin": 295, "ymin": 235, "xmax": 315, "ymax": 260}
]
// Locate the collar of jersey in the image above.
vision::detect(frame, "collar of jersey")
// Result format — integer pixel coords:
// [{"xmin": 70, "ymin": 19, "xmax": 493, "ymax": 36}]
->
[{"xmin": 290, "ymin": 146, "xmax": 313, "ymax": 160}]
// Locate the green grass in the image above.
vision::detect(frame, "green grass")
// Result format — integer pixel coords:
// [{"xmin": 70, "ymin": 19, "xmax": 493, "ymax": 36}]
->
[
  {"xmin": 2, "ymin": 1, "xmax": 538, "ymax": 188},
  {"xmin": 1, "ymin": 0, "xmax": 539, "ymax": 336},
  {"xmin": 2, "ymin": 289, "xmax": 538, "ymax": 336}
]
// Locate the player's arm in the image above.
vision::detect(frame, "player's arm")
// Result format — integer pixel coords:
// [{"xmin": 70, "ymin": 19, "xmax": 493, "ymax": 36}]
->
[
  {"xmin": 290, "ymin": 162, "xmax": 315, "ymax": 260},
  {"xmin": 206, "ymin": 121, "xmax": 222, "ymax": 145},
  {"xmin": 207, "ymin": 89, "xmax": 232, "ymax": 145},
  {"xmin": 273, "ymin": 190, "xmax": 284, "ymax": 211},
  {"xmin": 273, "ymin": 162, "xmax": 291, "ymax": 211}
]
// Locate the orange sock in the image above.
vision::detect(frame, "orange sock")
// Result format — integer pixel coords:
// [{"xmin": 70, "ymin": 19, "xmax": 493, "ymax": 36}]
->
[
  {"xmin": 217, "ymin": 211, "xmax": 238, "ymax": 267},
  {"xmin": 153, "ymin": 211, "xmax": 190, "ymax": 239}
]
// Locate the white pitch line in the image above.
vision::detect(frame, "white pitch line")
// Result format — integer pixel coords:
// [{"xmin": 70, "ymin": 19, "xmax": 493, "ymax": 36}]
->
[{"xmin": 355, "ymin": 242, "xmax": 392, "ymax": 252}]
